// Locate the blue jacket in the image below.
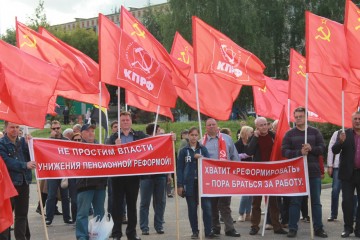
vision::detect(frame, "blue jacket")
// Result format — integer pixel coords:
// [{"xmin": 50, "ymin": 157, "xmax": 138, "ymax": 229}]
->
[
  {"xmin": 177, "ymin": 142, "xmax": 209, "ymax": 196},
  {"xmin": 0, "ymin": 135, "xmax": 32, "ymax": 186}
]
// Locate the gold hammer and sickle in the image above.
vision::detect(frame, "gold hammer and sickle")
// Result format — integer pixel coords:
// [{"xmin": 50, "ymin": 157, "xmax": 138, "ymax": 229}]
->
[
  {"xmin": 259, "ymin": 86, "xmax": 266, "ymax": 93},
  {"xmin": 20, "ymin": 34, "xmax": 37, "ymax": 48},
  {"xmin": 315, "ymin": 26, "xmax": 331, "ymax": 42},
  {"xmin": 131, "ymin": 23, "xmax": 145, "ymax": 38},
  {"xmin": 355, "ymin": 11, "xmax": 360, "ymax": 30},
  {"xmin": 177, "ymin": 47, "xmax": 190, "ymax": 64},
  {"xmin": 296, "ymin": 65, "xmax": 306, "ymax": 77}
]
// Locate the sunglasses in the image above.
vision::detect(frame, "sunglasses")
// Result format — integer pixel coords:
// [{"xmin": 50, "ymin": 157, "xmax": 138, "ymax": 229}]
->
[
  {"xmin": 51, "ymin": 127, "xmax": 61, "ymax": 130},
  {"xmin": 73, "ymin": 138, "xmax": 82, "ymax": 142}
]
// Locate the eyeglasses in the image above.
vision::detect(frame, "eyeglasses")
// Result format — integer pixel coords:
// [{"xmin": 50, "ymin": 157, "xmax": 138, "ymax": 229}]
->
[
  {"xmin": 51, "ymin": 127, "xmax": 61, "ymax": 130},
  {"xmin": 73, "ymin": 138, "xmax": 82, "ymax": 142}
]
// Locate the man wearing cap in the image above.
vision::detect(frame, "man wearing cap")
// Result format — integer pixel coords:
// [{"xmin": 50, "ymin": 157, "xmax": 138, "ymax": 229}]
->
[
  {"xmin": 75, "ymin": 123, "xmax": 107, "ymax": 240},
  {"xmin": 108, "ymin": 111, "xmax": 147, "ymax": 240}
]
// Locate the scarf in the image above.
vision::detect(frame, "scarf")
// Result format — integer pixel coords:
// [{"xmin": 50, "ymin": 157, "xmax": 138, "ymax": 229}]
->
[{"xmin": 202, "ymin": 132, "xmax": 228, "ymax": 160}]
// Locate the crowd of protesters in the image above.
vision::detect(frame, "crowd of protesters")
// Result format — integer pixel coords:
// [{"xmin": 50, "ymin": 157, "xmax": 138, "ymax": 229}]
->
[{"xmin": 2, "ymin": 108, "xmax": 360, "ymax": 239}]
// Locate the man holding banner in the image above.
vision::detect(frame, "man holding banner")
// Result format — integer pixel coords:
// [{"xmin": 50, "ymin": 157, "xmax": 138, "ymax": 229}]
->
[
  {"xmin": 0, "ymin": 121, "xmax": 36, "ymax": 240},
  {"xmin": 245, "ymin": 117, "xmax": 287, "ymax": 236},
  {"xmin": 203, "ymin": 118, "xmax": 240, "ymax": 237},
  {"xmin": 282, "ymin": 107, "xmax": 328, "ymax": 238}
]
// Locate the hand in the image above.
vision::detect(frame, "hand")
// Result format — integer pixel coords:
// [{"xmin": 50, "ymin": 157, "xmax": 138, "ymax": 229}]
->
[
  {"xmin": 115, "ymin": 138, "xmax": 121, "ymax": 145},
  {"xmin": 27, "ymin": 161, "xmax": 36, "ymax": 169},
  {"xmin": 177, "ymin": 187, "xmax": 184, "ymax": 197},
  {"xmin": 339, "ymin": 132, "xmax": 346, "ymax": 144},
  {"xmin": 24, "ymin": 134, "xmax": 32, "ymax": 143},
  {"xmin": 194, "ymin": 153, "xmax": 202, "ymax": 159},
  {"xmin": 327, "ymin": 166, "xmax": 333, "ymax": 176},
  {"xmin": 171, "ymin": 131, "xmax": 176, "ymax": 141},
  {"xmin": 167, "ymin": 174, "xmax": 172, "ymax": 184},
  {"xmin": 253, "ymin": 130, "xmax": 260, "ymax": 137},
  {"xmin": 301, "ymin": 146, "xmax": 309, "ymax": 156},
  {"xmin": 321, "ymin": 174, "xmax": 325, "ymax": 179},
  {"xmin": 302, "ymin": 143, "xmax": 312, "ymax": 152}
]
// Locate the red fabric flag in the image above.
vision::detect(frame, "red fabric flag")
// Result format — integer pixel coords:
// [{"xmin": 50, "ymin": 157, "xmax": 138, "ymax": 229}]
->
[
  {"xmin": 253, "ymin": 77, "xmax": 288, "ymax": 120},
  {"xmin": 171, "ymin": 32, "xmax": 241, "ymax": 120},
  {"xmin": 16, "ymin": 21, "xmax": 98, "ymax": 94},
  {"xmin": 289, "ymin": 49, "xmax": 357, "ymax": 127},
  {"xmin": 39, "ymin": 28, "xmax": 110, "ymax": 108},
  {"xmin": 192, "ymin": 16, "xmax": 266, "ymax": 87},
  {"xmin": 0, "ymin": 157, "xmax": 18, "ymax": 233},
  {"xmin": 270, "ymin": 106, "xmax": 289, "ymax": 161},
  {"xmin": 125, "ymin": 90, "xmax": 174, "ymax": 121},
  {"xmin": 306, "ymin": 11, "xmax": 350, "ymax": 81},
  {"xmin": 120, "ymin": 7, "xmax": 190, "ymax": 89},
  {"xmin": 99, "ymin": 14, "xmax": 177, "ymax": 108},
  {"xmin": 0, "ymin": 40, "xmax": 61, "ymax": 128}
]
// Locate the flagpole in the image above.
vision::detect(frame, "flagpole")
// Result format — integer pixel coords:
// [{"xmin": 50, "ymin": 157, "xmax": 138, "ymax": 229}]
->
[
  {"xmin": 117, "ymin": 87, "xmax": 121, "ymax": 139},
  {"xmin": 172, "ymin": 140, "xmax": 180, "ymax": 240},
  {"xmin": 261, "ymin": 196, "xmax": 269, "ymax": 237},
  {"xmin": 99, "ymin": 82, "xmax": 102, "ymax": 144},
  {"xmin": 198, "ymin": 158, "xmax": 203, "ymax": 240},
  {"xmin": 194, "ymin": 74, "xmax": 203, "ymax": 138},
  {"xmin": 342, "ymin": 90, "xmax": 345, "ymax": 132},
  {"xmin": 125, "ymin": 103, "xmax": 128, "ymax": 112},
  {"xmin": 305, "ymin": 73, "xmax": 314, "ymax": 240},
  {"xmin": 287, "ymin": 99, "xmax": 291, "ymax": 124},
  {"xmin": 153, "ymin": 105, "xmax": 160, "ymax": 136}
]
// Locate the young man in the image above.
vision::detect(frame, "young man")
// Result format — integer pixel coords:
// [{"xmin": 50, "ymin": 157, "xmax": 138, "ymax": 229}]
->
[{"xmin": 282, "ymin": 107, "xmax": 328, "ymax": 238}]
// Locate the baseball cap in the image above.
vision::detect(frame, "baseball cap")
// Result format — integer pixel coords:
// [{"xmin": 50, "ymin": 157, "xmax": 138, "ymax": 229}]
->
[{"xmin": 81, "ymin": 124, "xmax": 96, "ymax": 132}]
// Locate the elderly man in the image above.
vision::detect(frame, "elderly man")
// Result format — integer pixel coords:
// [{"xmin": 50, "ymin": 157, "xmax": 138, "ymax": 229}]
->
[
  {"xmin": 282, "ymin": 107, "xmax": 327, "ymax": 238},
  {"xmin": 0, "ymin": 121, "xmax": 36, "ymax": 239},
  {"xmin": 45, "ymin": 120, "xmax": 72, "ymax": 226},
  {"xmin": 332, "ymin": 112, "xmax": 360, "ymax": 238},
  {"xmin": 76, "ymin": 123, "xmax": 107, "ymax": 240},
  {"xmin": 245, "ymin": 117, "xmax": 287, "ymax": 236},
  {"xmin": 108, "ymin": 111, "xmax": 147, "ymax": 240},
  {"xmin": 203, "ymin": 118, "xmax": 240, "ymax": 237}
]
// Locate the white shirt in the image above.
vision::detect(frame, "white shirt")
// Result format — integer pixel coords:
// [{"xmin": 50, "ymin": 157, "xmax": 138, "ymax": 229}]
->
[{"xmin": 327, "ymin": 130, "xmax": 340, "ymax": 168}]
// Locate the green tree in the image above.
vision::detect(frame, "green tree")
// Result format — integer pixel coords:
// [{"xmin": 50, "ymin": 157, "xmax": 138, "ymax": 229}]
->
[{"xmin": 27, "ymin": 0, "xmax": 49, "ymax": 30}]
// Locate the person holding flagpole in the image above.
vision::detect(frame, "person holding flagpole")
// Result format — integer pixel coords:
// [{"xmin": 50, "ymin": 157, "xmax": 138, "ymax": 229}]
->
[{"xmin": 282, "ymin": 107, "xmax": 328, "ymax": 238}]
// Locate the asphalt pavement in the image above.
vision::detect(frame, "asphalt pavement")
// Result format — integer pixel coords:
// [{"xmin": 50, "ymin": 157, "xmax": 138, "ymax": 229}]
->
[{"xmin": 16, "ymin": 183, "xmax": 351, "ymax": 240}]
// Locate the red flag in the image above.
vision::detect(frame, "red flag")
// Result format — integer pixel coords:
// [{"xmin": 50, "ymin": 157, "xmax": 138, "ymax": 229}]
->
[
  {"xmin": 0, "ymin": 157, "xmax": 18, "ymax": 233},
  {"xmin": 16, "ymin": 21, "xmax": 98, "ymax": 94},
  {"xmin": 0, "ymin": 40, "xmax": 61, "ymax": 128},
  {"xmin": 192, "ymin": 16, "xmax": 266, "ymax": 87},
  {"xmin": 253, "ymin": 77, "xmax": 288, "ymax": 120},
  {"xmin": 125, "ymin": 90, "xmax": 174, "ymax": 121},
  {"xmin": 289, "ymin": 49, "xmax": 357, "ymax": 127},
  {"xmin": 270, "ymin": 106, "xmax": 289, "ymax": 161},
  {"xmin": 39, "ymin": 28, "xmax": 110, "ymax": 108},
  {"xmin": 306, "ymin": 11, "xmax": 350, "ymax": 81},
  {"xmin": 171, "ymin": 32, "xmax": 241, "ymax": 120},
  {"xmin": 121, "ymin": 7, "xmax": 190, "ymax": 89},
  {"xmin": 99, "ymin": 14, "xmax": 177, "ymax": 108}
]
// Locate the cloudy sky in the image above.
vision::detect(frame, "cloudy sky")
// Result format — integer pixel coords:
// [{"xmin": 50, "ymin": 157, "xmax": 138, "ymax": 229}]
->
[{"xmin": 0, "ymin": 0, "xmax": 167, "ymax": 34}]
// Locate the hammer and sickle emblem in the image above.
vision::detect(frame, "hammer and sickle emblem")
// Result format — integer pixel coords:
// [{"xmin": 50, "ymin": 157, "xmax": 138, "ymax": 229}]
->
[
  {"xmin": 177, "ymin": 46, "xmax": 190, "ymax": 64},
  {"xmin": 296, "ymin": 65, "xmax": 306, "ymax": 77},
  {"xmin": 315, "ymin": 19, "xmax": 331, "ymax": 42},
  {"xmin": 131, "ymin": 23, "xmax": 145, "ymax": 38},
  {"xmin": 355, "ymin": 10, "xmax": 360, "ymax": 30},
  {"xmin": 20, "ymin": 33, "xmax": 37, "ymax": 48},
  {"xmin": 259, "ymin": 86, "xmax": 266, "ymax": 93}
]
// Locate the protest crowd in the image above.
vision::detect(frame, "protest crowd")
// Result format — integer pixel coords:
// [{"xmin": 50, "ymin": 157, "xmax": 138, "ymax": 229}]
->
[{"xmin": 2, "ymin": 1, "xmax": 360, "ymax": 240}]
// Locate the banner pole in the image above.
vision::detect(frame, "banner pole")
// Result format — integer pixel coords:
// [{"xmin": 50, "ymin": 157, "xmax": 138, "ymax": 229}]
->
[
  {"xmin": 198, "ymin": 158, "xmax": 203, "ymax": 240},
  {"xmin": 194, "ymin": 74, "xmax": 203, "ymax": 139},
  {"xmin": 99, "ymin": 82, "xmax": 102, "ymax": 144},
  {"xmin": 29, "ymin": 139, "xmax": 49, "ymax": 240},
  {"xmin": 261, "ymin": 195, "xmax": 269, "ymax": 237},
  {"xmin": 172, "ymin": 140, "xmax": 180, "ymax": 240},
  {"xmin": 342, "ymin": 90, "xmax": 345, "ymax": 132},
  {"xmin": 305, "ymin": 73, "xmax": 314, "ymax": 239},
  {"xmin": 287, "ymin": 99, "xmax": 291, "ymax": 124},
  {"xmin": 153, "ymin": 105, "xmax": 160, "ymax": 136},
  {"xmin": 117, "ymin": 87, "xmax": 121, "ymax": 139}
]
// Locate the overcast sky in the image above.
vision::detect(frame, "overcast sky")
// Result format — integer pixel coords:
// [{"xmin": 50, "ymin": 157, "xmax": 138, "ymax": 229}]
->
[{"xmin": 0, "ymin": 0, "xmax": 167, "ymax": 34}]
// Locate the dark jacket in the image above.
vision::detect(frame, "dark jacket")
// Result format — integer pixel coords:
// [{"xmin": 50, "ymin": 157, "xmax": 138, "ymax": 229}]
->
[
  {"xmin": 0, "ymin": 135, "xmax": 32, "ymax": 186},
  {"xmin": 177, "ymin": 142, "xmax": 209, "ymax": 196},
  {"xmin": 234, "ymin": 139, "xmax": 252, "ymax": 161},
  {"xmin": 108, "ymin": 129, "xmax": 147, "ymax": 144},
  {"xmin": 245, "ymin": 131, "xmax": 275, "ymax": 162},
  {"xmin": 332, "ymin": 128, "xmax": 356, "ymax": 181},
  {"xmin": 76, "ymin": 139, "xmax": 107, "ymax": 192}
]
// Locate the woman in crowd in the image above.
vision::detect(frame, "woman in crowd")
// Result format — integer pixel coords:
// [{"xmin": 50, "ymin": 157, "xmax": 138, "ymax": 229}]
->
[
  {"xmin": 234, "ymin": 126, "xmax": 254, "ymax": 222},
  {"xmin": 177, "ymin": 127, "xmax": 215, "ymax": 239}
]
